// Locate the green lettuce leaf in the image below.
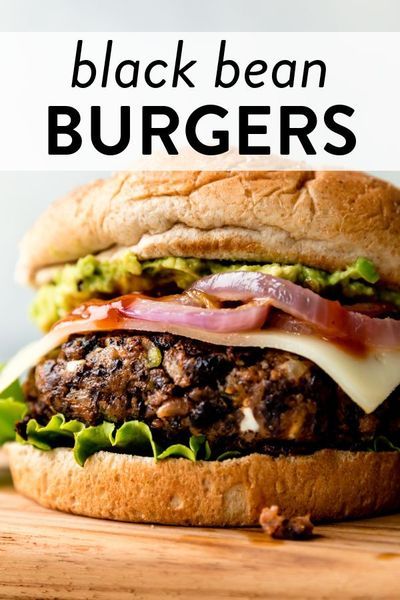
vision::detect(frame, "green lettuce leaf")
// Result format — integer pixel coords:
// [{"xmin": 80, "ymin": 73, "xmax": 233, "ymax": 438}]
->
[
  {"xmin": 16, "ymin": 414, "xmax": 215, "ymax": 466},
  {"xmin": 0, "ymin": 365, "xmax": 27, "ymax": 444},
  {"xmin": 0, "ymin": 398, "xmax": 26, "ymax": 444},
  {"xmin": 17, "ymin": 414, "xmax": 84, "ymax": 451},
  {"xmin": 73, "ymin": 420, "xmax": 213, "ymax": 466},
  {"xmin": 372, "ymin": 436, "xmax": 400, "ymax": 452},
  {"xmin": 216, "ymin": 450, "xmax": 242, "ymax": 461},
  {"xmin": 158, "ymin": 434, "xmax": 211, "ymax": 461},
  {"xmin": 10, "ymin": 409, "xmax": 400, "ymax": 468},
  {"xmin": 113, "ymin": 420, "xmax": 160, "ymax": 455},
  {"xmin": 74, "ymin": 422, "xmax": 115, "ymax": 466}
]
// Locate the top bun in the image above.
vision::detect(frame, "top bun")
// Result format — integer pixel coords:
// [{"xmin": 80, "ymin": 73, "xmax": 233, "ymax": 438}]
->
[{"xmin": 17, "ymin": 170, "xmax": 400, "ymax": 287}]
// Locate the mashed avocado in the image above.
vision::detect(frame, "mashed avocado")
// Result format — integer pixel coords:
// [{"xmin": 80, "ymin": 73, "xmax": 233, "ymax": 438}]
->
[{"xmin": 31, "ymin": 252, "xmax": 399, "ymax": 331}]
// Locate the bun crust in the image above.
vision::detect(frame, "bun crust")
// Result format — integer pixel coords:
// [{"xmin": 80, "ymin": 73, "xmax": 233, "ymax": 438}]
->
[
  {"xmin": 7, "ymin": 444, "xmax": 400, "ymax": 526},
  {"xmin": 17, "ymin": 171, "xmax": 400, "ymax": 287}
]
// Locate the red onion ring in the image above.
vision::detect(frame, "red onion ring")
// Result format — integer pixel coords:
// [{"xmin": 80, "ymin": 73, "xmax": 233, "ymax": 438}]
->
[
  {"xmin": 190, "ymin": 271, "xmax": 400, "ymax": 349},
  {"xmin": 118, "ymin": 296, "xmax": 270, "ymax": 333}
]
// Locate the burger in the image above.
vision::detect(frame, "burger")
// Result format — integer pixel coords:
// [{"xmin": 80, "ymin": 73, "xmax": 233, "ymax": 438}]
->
[{"xmin": 0, "ymin": 170, "xmax": 399, "ymax": 526}]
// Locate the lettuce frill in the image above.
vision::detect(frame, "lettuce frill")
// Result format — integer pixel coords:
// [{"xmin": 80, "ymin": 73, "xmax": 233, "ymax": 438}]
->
[{"xmin": 16, "ymin": 413, "xmax": 214, "ymax": 466}]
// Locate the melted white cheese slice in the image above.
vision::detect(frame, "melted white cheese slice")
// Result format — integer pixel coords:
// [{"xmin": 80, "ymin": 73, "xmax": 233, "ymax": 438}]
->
[{"xmin": 0, "ymin": 319, "xmax": 399, "ymax": 415}]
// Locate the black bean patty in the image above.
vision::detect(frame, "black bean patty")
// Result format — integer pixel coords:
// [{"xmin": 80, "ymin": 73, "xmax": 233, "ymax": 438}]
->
[{"xmin": 22, "ymin": 332, "xmax": 400, "ymax": 456}]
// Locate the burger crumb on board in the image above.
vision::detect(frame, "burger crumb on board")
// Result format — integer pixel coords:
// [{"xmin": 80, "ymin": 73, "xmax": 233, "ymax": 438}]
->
[{"xmin": 259, "ymin": 505, "xmax": 314, "ymax": 540}]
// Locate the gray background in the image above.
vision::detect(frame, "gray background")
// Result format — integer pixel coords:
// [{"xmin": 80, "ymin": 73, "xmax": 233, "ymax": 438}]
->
[{"xmin": 0, "ymin": 0, "xmax": 399, "ymax": 359}]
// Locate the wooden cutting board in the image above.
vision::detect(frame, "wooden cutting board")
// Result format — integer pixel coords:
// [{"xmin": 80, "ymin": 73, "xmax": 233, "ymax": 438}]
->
[{"xmin": 0, "ymin": 462, "xmax": 399, "ymax": 600}]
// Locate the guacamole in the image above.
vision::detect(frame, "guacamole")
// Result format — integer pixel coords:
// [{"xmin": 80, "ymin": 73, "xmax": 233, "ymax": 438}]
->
[{"xmin": 31, "ymin": 252, "xmax": 400, "ymax": 331}]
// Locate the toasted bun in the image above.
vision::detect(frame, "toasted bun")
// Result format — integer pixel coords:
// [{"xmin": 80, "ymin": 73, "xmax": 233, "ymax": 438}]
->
[
  {"xmin": 7, "ymin": 443, "xmax": 400, "ymax": 526},
  {"xmin": 17, "ymin": 171, "xmax": 400, "ymax": 287}
]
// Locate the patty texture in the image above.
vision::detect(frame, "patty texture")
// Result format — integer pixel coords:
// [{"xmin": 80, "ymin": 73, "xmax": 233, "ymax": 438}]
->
[{"xmin": 22, "ymin": 332, "xmax": 400, "ymax": 456}]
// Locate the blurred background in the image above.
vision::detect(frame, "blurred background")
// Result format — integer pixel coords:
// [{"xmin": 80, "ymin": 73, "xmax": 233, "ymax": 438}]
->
[{"xmin": 0, "ymin": 0, "xmax": 399, "ymax": 358}]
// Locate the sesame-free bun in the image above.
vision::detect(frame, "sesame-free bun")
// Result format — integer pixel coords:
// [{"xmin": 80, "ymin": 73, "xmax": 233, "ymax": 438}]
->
[
  {"xmin": 16, "ymin": 171, "xmax": 400, "ymax": 287},
  {"xmin": 7, "ymin": 443, "xmax": 400, "ymax": 526}
]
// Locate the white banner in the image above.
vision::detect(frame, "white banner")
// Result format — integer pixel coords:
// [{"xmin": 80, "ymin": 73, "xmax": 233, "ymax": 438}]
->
[{"xmin": 0, "ymin": 32, "xmax": 399, "ymax": 170}]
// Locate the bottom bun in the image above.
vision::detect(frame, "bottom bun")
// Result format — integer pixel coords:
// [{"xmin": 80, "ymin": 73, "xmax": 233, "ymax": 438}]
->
[{"xmin": 6, "ymin": 443, "xmax": 400, "ymax": 526}]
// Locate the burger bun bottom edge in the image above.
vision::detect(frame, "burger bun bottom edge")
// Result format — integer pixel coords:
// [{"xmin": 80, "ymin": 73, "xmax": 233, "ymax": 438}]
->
[{"xmin": 6, "ymin": 443, "xmax": 400, "ymax": 526}]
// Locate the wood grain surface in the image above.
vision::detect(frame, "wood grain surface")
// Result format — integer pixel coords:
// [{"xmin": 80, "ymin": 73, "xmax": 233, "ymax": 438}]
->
[{"xmin": 0, "ymin": 461, "xmax": 398, "ymax": 599}]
